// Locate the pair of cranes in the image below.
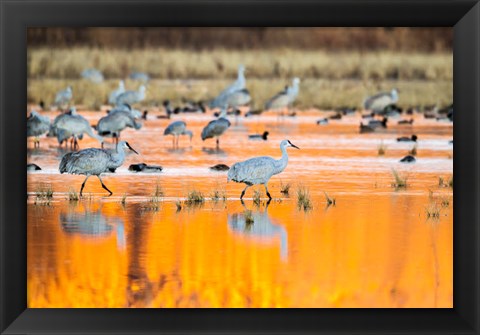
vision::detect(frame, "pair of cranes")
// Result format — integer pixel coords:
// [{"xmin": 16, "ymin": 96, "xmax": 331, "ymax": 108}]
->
[{"xmin": 59, "ymin": 136, "xmax": 300, "ymax": 201}]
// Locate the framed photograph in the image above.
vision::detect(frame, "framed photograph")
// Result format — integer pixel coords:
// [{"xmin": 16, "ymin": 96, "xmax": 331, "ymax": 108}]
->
[{"xmin": 1, "ymin": 0, "xmax": 479, "ymax": 334}]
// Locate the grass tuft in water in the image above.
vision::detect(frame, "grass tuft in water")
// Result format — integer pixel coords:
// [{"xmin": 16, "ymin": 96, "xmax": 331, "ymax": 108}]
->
[
  {"xmin": 425, "ymin": 203, "xmax": 441, "ymax": 218},
  {"xmin": 121, "ymin": 193, "xmax": 127, "ymax": 206},
  {"xmin": 296, "ymin": 185, "xmax": 313, "ymax": 211},
  {"xmin": 441, "ymin": 197, "xmax": 450, "ymax": 208},
  {"xmin": 68, "ymin": 188, "xmax": 79, "ymax": 202},
  {"xmin": 448, "ymin": 176, "xmax": 453, "ymax": 188},
  {"xmin": 186, "ymin": 190, "xmax": 205, "ymax": 205},
  {"xmin": 324, "ymin": 192, "xmax": 336, "ymax": 206},
  {"xmin": 377, "ymin": 141, "xmax": 387, "ymax": 156},
  {"xmin": 253, "ymin": 190, "xmax": 262, "ymax": 206},
  {"xmin": 408, "ymin": 144, "xmax": 417, "ymax": 156},
  {"xmin": 280, "ymin": 181, "xmax": 291, "ymax": 195},
  {"xmin": 35, "ymin": 184, "xmax": 54, "ymax": 200},
  {"xmin": 175, "ymin": 200, "xmax": 182, "ymax": 212},
  {"xmin": 438, "ymin": 177, "xmax": 445, "ymax": 187},
  {"xmin": 153, "ymin": 181, "xmax": 164, "ymax": 198},
  {"xmin": 391, "ymin": 169, "xmax": 408, "ymax": 189},
  {"xmin": 143, "ymin": 196, "xmax": 161, "ymax": 211},
  {"xmin": 244, "ymin": 210, "xmax": 254, "ymax": 225},
  {"xmin": 211, "ymin": 189, "xmax": 226, "ymax": 203}
]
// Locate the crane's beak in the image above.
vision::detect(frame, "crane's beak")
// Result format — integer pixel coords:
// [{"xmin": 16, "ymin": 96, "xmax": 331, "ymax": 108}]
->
[
  {"xmin": 290, "ymin": 142, "xmax": 300, "ymax": 149},
  {"xmin": 126, "ymin": 142, "xmax": 139, "ymax": 155}
]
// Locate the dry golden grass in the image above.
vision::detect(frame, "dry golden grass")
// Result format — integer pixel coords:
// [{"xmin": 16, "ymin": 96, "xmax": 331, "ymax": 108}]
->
[
  {"xmin": 27, "ymin": 48, "xmax": 452, "ymax": 109},
  {"xmin": 29, "ymin": 48, "xmax": 452, "ymax": 81}
]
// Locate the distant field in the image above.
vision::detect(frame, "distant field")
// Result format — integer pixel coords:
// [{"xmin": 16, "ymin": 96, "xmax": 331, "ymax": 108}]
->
[
  {"xmin": 27, "ymin": 48, "xmax": 452, "ymax": 109},
  {"xmin": 28, "ymin": 78, "xmax": 452, "ymax": 111},
  {"xmin": 28, "ymin": 48, "xmax": 452, "ymax": 81}
]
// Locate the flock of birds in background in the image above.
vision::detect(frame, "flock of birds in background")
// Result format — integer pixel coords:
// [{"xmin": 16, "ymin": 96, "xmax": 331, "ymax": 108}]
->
[{"xmin": 27, "ymin": 65, "xmax": 453, "ymax": 200}]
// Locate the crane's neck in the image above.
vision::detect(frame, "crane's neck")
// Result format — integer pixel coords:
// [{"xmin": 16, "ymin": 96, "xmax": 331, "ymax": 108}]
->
[
  {"xmin": 273, "ymin": 144, "xmax": 289, "ymax": 175},
  {"xmin": 236, "ymin": 71, "xmax": 246, "ymax": 89},
  {"xmin": 289, "ymin": 82, "xmax": 299, "ymax": 99},
  {"xmin": 110, "ymin": 143, "xmax": 126, "ymax": 166},
  {"xmin": 219, "ymin": 108, "xmax": 228, "ymax": 118},
  {"xmin": 138, "ymin": 87, "xmax": 146, "ymax": 100},
  {"xmin": 391, "ymin": 89, "xmax": 398, "ymax": 102},
  {"xmin": 85, "ymin": 126, "xmax": 104, "ymax": 144}
]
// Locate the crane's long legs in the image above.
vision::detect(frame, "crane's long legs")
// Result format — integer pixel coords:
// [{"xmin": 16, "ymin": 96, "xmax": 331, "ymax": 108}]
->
[
  {"xmin": 79, "ymin": 175, "xmax": 91, "ymax": 197},
  {"xmin": 240, "ymin": 185, "xmax": 250, "ymax": 201},
  {"xmin": 264, "ymin": 183, "xmax": 272, "ymax": 200},
  {"xmin": 97, "ymin": 175, "xmax": 113, "ymax": 196}
]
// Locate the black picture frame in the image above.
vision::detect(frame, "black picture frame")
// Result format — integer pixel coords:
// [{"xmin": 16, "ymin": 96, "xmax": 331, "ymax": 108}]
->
[{"xmin": 1, "ymin": 0, "xmax": 478, "ymax": 334}]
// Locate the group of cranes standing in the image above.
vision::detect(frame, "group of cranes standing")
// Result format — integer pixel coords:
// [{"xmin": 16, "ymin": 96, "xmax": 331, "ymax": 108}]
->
[{"xmin": 28, "ymin": 64, "xmax": 412, "ymax": 201}]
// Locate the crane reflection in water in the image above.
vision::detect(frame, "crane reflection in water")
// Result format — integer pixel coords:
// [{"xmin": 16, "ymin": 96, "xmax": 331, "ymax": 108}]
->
[
  {"xmin": 59, "ymin": 206, "xmax": 125, "ymax": 250},
  {"xmin": 227, "ymin": 202, "xmax": 288, "ymax": 261}
]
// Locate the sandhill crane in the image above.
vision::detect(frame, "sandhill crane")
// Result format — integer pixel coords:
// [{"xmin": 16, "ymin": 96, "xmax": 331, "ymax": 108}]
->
[
  {"xmin": 363, "ymin": 88, "xmax": 398, "ymax": 114},
  {"xmin": 97, "ymin": 110, "xmax": 142, "ymax": 147},
  {"xmin": 81, "ymin": 68, "xmax": 104, "ymax": 83},
  {"xmin": 397, "ymin": 135, "xmax": 418, "ymax": 142},
  {"xmin": 59, "ymin": 140, "xmax": 138, "ymax": 196},
  {"xmin": 201, "ymin": 108, "xmax": 231, "ymax": 148},
  {"xmin": 210, "ymin": 65, "xmax": 246, "ymax": 109},
  {"xmin": 248, "ymin": 131, "xmax": 269, "ymax": 141},
  {"xmin": 163, "ymin": 121, "xmax": 193, "ymax": 147},
  {"xmin": 213, "ymin": 88, "xmax": 251, "ymax": 112},
  {"xmin": 264, "ymin": 78, "xmax": 300, "ymax": 115},
  {"xmin": 115, "ymin": 85, "xmax": 146, "ymax": 106},
  {"xmin": 109, "ymin": 103, "xmax": 143, "ymax": 119},
  {"xmin": 27, "ymin": 110, "xmax": 50, "ymax": 148},
  {"xmin": 54, "ymin": 86, "xmax": 73, "ymax": 108},
  {"xmin": 108, "ymin": 80, "xmax": 126, "ymax": 105},
  {"xmin": 227, "ymin": 139, "xmax": 300, "ymax": 200},
  {"xmin": 129, "ymin": 72, "xmax": 150, "ymax": 83},
  {"xmin": 225, "ymin": 88, "xmax": 251, "ymax": 111},
  {"xmin": 49, "ymin": 107, "xmax": 103, "ymax": 149}
]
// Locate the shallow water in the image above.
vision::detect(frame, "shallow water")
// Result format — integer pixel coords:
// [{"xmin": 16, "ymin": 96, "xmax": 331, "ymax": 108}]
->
[{"xmin": 27, "ymin": 110, "xmax": 453, "ymax": 307}]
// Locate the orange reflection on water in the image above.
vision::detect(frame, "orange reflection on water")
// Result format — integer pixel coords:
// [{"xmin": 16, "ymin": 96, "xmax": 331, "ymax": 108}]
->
[{"xmin": 28, "ymin": 191, "xmax": 452, "ymax": 308}]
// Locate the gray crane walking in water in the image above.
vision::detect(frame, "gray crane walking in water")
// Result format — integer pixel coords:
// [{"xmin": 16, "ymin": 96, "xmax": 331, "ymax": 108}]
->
[
  {"xmin": 363, "ymin": 88, "xmax": 399, "ymax": 114},
  {"xmin": 97, "ymin": 109, "xmax": 142, "ymax": 147},
  {"xmin": 227, "ymin": 139, "xmax": 300, "ymax": 201},
  {"xmin": 54, "ymin": 86, "xmax": 73, "ymax": 108},
  {"xmin": 59, "ymin": 141, "xmax": 138, "ymax": 196},
  {"xmin": 163, "ymin": 120, "xmax": 193, "ymax": 148},
  {"xmin": 210, "ymin": 65, "xmax": 246, "ymax": 109},
  {"xmin": 115, "ymin": 85, "xmax": 146, "ymax": 106},
  {"xmin": 108, "ymin": 80, "xmax": 125, "ymax": 105},
  {"xmin": 201, "ymin": 108, "xmax": 231, "ymax": 148},
  {"xmin": 27, "ymin": 110, "xmax": 50, "ymax": 148},
  {"xmin": 264, "ymin": 78, "xmax": 300, "ymax": 115}
]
